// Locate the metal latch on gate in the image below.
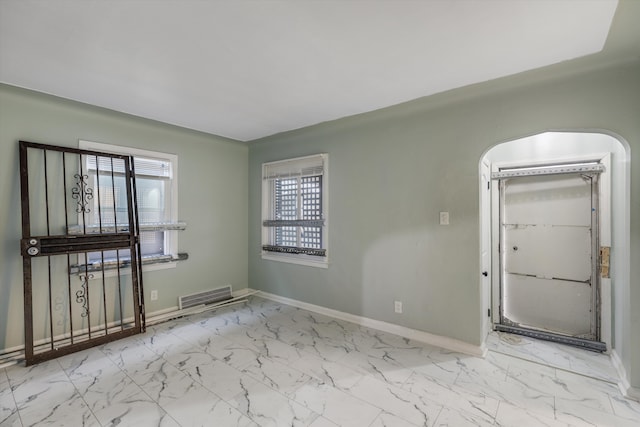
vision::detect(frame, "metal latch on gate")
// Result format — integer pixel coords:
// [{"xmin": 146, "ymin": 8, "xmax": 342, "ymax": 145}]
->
[
  {"xmin": 600, "ymin": 246, "xmax": 611, "ymax": 278},
  {"xmin": 21, "ymin": 238, "xmax": 40, "ymax": 256}
]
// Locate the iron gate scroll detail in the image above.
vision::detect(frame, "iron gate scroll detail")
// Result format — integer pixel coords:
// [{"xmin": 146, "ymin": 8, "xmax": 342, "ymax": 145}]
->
[
  {"xmin": 19, "ymin": 140, "xmax": 146, "ymax": 365},
  {"xmin": 71, "ymin": 173, "xmax": 94, "ymax": 213}
]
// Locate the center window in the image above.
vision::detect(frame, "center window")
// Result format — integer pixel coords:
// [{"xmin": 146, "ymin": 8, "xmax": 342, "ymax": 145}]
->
[
  {"xmin": 262, "ymin": 154, "xmax": 328, "ymax": 267},
  {"xmin": 79, "ymin": 140, "xmax": 179, "ymax": 272}
]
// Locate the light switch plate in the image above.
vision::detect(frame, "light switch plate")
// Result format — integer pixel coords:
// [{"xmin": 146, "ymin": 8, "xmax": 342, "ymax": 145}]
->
[{"xmin": 440, "ymin": 211, "xmax": 450, "ymax": 225}]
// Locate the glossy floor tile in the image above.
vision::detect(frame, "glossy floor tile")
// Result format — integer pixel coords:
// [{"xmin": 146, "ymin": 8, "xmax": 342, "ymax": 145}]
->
[
  {"xmin": 1, "ymin": 296, "xmax": 638, "ymax": 426},
  {"xmin": 485, "ymin": 331, "xmax": 619, "ymax": 383}
]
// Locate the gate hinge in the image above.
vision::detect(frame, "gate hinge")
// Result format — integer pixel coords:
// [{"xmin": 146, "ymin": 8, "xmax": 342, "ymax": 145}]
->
[{"xmin": 487, "ymin": 308, "xmax": 491, "ymax": 318}]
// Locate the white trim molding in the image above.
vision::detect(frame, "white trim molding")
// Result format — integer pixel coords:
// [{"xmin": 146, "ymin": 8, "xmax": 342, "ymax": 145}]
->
[
  {"xmin": 0, "ymin": 287, "xmax": 256, "ymax": 369},
  {"xmin": 611, "ymin": 350, "xmax": 640, "ymax": 402},
  {"xmin": 254, "ymin": 289, "xmax": 487, "ymax": 358}
]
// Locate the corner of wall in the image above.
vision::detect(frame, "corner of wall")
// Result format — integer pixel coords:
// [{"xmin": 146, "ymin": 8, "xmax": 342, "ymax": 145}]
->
[{"xmin": 611, "ymin": 349, "xmax": 640, "ymax": 402}]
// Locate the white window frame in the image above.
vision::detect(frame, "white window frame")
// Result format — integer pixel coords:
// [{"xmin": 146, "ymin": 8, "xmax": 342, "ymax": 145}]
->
[
  {"xmin": 261, "ymin": 153, "xmax": 328, "ymax": 268},
  {"xmin": 79, "ymin": 140, "xmax": 179, "ymax": 273}
]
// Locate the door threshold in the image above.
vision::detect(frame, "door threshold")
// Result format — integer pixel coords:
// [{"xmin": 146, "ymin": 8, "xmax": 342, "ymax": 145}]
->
[{"xmin": 494, "ymin": 324, "xmax": 606, "ymax": 352}]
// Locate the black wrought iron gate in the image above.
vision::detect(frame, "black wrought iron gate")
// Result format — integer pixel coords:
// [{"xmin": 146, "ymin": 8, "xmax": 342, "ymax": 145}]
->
[{"xmin": 19, "ymin": 140, "xmax": 146, "ymax": 365}]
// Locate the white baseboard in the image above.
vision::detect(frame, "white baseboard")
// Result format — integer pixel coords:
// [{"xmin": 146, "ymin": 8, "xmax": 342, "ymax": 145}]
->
[
  {"xmin": 611, "ymin": 350, "xmax": 640, "ymax": 402},
  {"xmin": 628, "ymin": 386, "xmax": 640, "ymax": 402},
  {"xmin": 0, "ymin": 287, "xmax": 256, "ymax": 368},
  {"xmin": 254, "ymin": 289, "xmax": 487, "ymax": 358}
]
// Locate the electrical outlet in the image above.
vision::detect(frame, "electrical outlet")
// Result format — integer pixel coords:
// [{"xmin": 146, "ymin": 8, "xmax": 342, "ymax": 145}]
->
[
  {"xmin": 439, "ymin": 211, "xmax": 450, "ymax": 225},
  {"xmin": 150, "ymin": 290, "xmax": 158, "ymax": 301},
  {"xmin": 394, "ymin": 301, "xmax": 403, "ymax": 314}
]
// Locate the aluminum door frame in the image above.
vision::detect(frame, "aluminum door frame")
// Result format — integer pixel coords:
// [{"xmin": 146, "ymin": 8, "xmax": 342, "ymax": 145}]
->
[{"xmin": 19, "ymin": 140, "xmax": 146, "ymax": 365}]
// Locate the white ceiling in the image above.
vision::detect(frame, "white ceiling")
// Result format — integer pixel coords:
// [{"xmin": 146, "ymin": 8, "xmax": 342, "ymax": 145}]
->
[{"xmin": 0, "ymin": 0, "xmax": 619, "ymax": 142}]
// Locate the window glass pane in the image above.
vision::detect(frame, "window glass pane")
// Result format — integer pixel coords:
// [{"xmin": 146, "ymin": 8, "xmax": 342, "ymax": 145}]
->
[
  {"xmin": 300, "ymin": 226, "xmax": 321, "ymax": 249},
  {"xmin": 92, "ymin": 174, "xmax": 128, "ymax": 225},
  {"xmin": 275, "ymin": 178, "xmax": 298, "ymax": 247},
  {"xmin": 87, "ymin": 155, "xmax": 170, "ymax": 178},
  {"xmin": 90, "ymin": 248, "xmax": 131, "ymax": 262},
  {"xmin": 301, "ymin": 176, "xmax": 322, "ymax": 220},
  {"xmin": 88, "ymin": 167, "xmax": 167, "ymax": 261},
  {"xmin": 301, "ymin": 176, "xmax": 322, "ymax": 248},
  {"xmin": 276, "ymin": 226, "xmax": 297, "ymax": 247},
  {"xmin": 139, "ymin": 231, "xmax": 164, "ymax": 256},
  {"xmin": 136, "ymin": 177, "xmax": 166, "ymax": 223},
  {"xmin": 271, "ymin": 175, "xmax": 323, "ymax": 249},
  {"xmin": 275, "ymin": 178, "xmax": 297, "ymax": 220}
]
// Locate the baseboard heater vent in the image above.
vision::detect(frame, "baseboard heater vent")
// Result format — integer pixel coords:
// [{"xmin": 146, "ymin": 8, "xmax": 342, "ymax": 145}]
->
[{"xmin": 179, "ymin": 285, "xmax": 233, "ymax": 310}]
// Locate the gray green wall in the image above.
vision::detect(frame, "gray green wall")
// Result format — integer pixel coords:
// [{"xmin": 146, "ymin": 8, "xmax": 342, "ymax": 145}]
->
[
  {"xmin": 1, "ymin": 59, "xmax": 638, "ymax": 394},
  {"xmin": 248, "ymin": 59, "xmax": 640, "ymax": 391},
  {"xmin": 0, "ymin": 84, "xmax": 248, "ymax": 351}
]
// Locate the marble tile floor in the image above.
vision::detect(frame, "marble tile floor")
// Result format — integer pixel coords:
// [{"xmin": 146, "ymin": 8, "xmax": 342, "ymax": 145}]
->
[
  {"xmin": 485, "ymin": 331, "xmax": 620, "ymax": 384},
  {"xmin": 1, "ymin": 296, "xmax": 639, "ymax": 427}
]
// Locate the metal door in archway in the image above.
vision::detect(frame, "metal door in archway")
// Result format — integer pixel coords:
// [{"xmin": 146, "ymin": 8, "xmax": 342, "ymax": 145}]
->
[{"xmin": 493, "ymin": 162, "xmax": 606, "ymax": 352}]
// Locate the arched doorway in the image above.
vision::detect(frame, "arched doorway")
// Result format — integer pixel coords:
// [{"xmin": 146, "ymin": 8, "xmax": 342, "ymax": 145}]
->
[{"xmin": 479, "ymin": 131, "xmax": 629, "ymax": 354}]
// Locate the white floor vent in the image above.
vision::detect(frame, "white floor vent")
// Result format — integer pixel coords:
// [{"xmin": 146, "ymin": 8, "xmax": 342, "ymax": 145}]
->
[{"xmin": 178, "ymin": 285, "xmax": 233, "ymax": 310}]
